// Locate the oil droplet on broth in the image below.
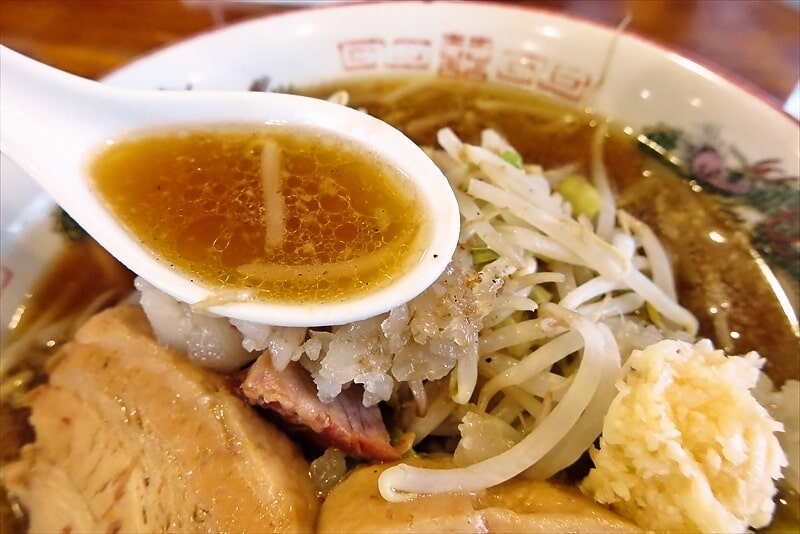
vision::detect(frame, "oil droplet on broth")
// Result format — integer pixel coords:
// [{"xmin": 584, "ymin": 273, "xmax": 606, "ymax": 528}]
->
[{"xmin": 90, "ymin": 125, "xmax": 428, "ymax": 303}]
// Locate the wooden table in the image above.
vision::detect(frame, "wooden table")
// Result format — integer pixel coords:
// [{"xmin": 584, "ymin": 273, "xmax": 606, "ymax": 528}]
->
[{"xmin": 1, "ymin": 0, "xmax": 798, "ymax": 106}]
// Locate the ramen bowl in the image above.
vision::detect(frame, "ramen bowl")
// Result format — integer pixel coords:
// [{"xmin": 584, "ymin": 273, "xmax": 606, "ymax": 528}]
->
[{"xmin": 1, "ymin": 1, "xmax": 798, "ymax": 531}]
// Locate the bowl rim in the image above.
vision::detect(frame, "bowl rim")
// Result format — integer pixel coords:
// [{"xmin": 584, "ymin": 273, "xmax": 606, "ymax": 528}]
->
[{"xmin": 110, "ymin": 0, "xmax": 798, "ymax": 125}]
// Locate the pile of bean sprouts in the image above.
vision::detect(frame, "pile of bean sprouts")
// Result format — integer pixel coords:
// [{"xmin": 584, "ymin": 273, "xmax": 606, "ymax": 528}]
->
[{"xmin": 377, "ymin": 126, "xmax": 698, "ymax": 501}]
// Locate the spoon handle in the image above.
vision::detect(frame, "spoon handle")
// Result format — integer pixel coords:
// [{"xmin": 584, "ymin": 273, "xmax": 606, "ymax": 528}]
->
[{"xmin": 0, "ymin": 46, "xmax": 115, "ymax": 200}]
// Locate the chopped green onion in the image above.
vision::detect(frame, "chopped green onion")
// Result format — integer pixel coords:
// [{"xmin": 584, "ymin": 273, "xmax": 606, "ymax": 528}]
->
[
  {"xmin": 554, "ymin": 174, "xmax": 602, "ymax": 219},
  {"xmin": 530, "ymin": 285, "xmax": 553, "ymax": 305},
  {"xmin": 501, "ymin": 150, "xmax": 523, "ymax": 169},
  {"xmin": 471, "ymin": 247, "xmax": 500, "ymax": 267}
]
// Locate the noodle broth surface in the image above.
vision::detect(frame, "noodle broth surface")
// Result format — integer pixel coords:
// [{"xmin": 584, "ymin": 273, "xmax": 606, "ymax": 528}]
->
[{"xmin": 301, "ymin": 76, "xmax": 798, "ymax": 384}]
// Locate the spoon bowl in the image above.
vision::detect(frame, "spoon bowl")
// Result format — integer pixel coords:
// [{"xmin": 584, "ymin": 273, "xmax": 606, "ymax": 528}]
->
[{"xmin": 0, "ymin": 46, "xmax": 460, "ymax": 326}]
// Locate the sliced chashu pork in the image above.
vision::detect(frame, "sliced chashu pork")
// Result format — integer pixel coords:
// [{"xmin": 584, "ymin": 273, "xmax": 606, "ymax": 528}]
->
[
  {"xmin": 2, "ymin": 305, "xmax": 318, "ymax": 533},
  {"xmin": 318, "ymin": 458, "xmax": 643, "ymax": 533},
  {"xmin": 241, "ymin": 354, "xmax": 400, "ymax": 462}
]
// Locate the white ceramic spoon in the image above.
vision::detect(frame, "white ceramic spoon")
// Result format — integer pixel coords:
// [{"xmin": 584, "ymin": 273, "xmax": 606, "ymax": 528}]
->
[{"xmin": 0, "ymin": 45, "xmax": 459, "ymax": 327}]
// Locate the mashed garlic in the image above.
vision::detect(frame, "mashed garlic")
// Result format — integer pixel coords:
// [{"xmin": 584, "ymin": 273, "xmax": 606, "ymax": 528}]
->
[{"xmin": 580, "ymin": 339, "xmax": 787, "ymax": 533}]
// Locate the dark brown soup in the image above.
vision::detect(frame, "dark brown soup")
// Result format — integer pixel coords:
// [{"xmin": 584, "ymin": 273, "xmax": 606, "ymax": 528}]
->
[
  {"xmin": 90, "ymin": 126, "xmax": 425, "ymax": 303},
  {"xmin": 2, "ymin": 75, "xmax": 797, "ymax": 531},
  {"xmin": 301, "ymin": 76, "xmax": 799, "ymax": 385}
]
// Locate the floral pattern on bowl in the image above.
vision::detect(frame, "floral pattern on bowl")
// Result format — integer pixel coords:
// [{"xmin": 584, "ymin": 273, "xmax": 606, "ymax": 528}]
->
[{"xmin": 640, "ymin": 124, "xmax": 800, "ymax": 282}]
